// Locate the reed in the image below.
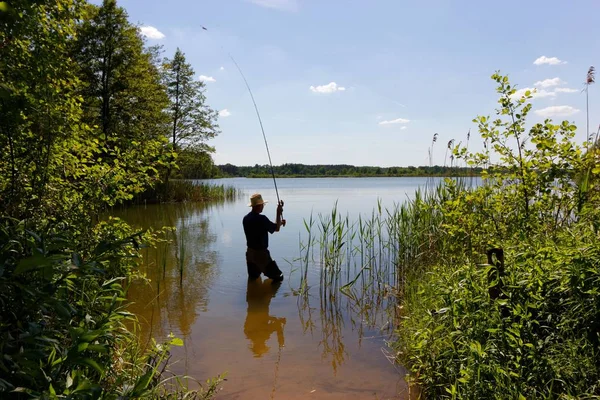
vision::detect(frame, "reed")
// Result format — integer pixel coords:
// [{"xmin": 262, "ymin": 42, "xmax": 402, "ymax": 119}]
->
[
  {"xmin": 132, "ymin": 181, "xmax": 241, "ymax": 204},
  {"xmin": 294, "ymin": 178, "xmax": 466, "ymax": 349}
]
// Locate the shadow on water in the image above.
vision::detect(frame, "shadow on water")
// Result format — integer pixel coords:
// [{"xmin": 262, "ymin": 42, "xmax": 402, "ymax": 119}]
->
[{"xmin": 244, "ymin": 278, "xmax": 285, "ymax": 358}]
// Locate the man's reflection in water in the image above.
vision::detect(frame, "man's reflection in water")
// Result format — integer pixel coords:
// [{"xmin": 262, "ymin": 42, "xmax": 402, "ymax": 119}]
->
[{"xmin": 244, "ymin": 277, "xmax": 286, "ymax": 358}]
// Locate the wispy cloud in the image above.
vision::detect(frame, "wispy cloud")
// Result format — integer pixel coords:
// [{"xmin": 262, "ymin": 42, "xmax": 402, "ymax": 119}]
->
[
  {"xmin": 248, "ymin": 0, "xmax": 299, "ymax": 11},
  {"xmin": 400, "ymin": 126, "xmax": 408, "ymax": 130},
  {"xmin": 309, "ymin": 82, "xmax": 346, "ymax": 94},
  {"xmin": 219, "ymin": 66, "xmax": 225, "ymax": 71},
  {"xmin": 219, "ymin": 109, "xmax": 231, "ymax": 117},
  {"xmin": 139, "ymin": 26, "xmax": 165, "ymax": 39},
  {"xmin": 534, "ymin": 105, "xmax": 580, "ymax": 118},
  {"xmin": 199, "ymin": 75, "xmax": 216, "ymax": 82},
  {"xmin": 511, "ymin": 87, "xmax": 556, "ymax": 100},
  {"xmin": 379, "ymin": 117, "xmax": 410, "ymax": 125},
  {"xmin": 533, "ymin": 56, "xmax": 566, "ymax": 66},
  {"xmin": 555, "ymin": 87, "xmax": 578, "ymax": 93},
  {"xmin": 534, "ymin": 77, "xmax": 563, "ymax": 88}
]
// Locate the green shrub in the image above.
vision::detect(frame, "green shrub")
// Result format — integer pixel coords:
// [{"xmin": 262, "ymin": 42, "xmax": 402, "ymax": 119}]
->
[
  {"xmin": 0, "ymin": 218, "xmax": 223, "ymax": 398},
  {"xmin": 394, "ymin": 73, "xmax": 600, "ymax": 398}
]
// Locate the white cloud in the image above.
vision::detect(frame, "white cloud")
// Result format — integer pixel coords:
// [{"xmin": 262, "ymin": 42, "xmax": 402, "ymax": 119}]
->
[
  {"xmin": 511, "ymin": 87, "xmax": 556, "ymax": 100},
  {"xmin": 555, "ymin": 87, "xmax": 578, "ymax": 93},
  {"xmin": 309, "ymin": 82, "xmax": 346, "ymax": 94},
  {"xmin": 248, "ymin": 0, "xmax": 298, "ymax": 11},
  {"xmin": 379, "ymin": 118, "xmax": 410, "ymax": 125},
  {"xmin": 533, "ymin": 56, "xmax": 566, "ymax": 65},
  {"xmin": 139, "ymin": 26, "xmax": 165, "ymax": 39},
  {"xmin": 220, "ymin": 66, "xmax": 225, "ymax": 71},
  {"xmin": 400, "ymin": 126, "xmax": 408, "ymax": 130},
  {"xmin": 534, "ymin": 105, "xmax": 580, "ymax": 118},
  {"xmin": 198, "ymin": 75, "xmax": 216, "ymax": 82},
  {"xmin": 219, "ymin": 109, "xmax": 231, "ymax": 117},
  {"xmin": 534, "ymin": 77, "xmax": 563, "ymax": 88}
]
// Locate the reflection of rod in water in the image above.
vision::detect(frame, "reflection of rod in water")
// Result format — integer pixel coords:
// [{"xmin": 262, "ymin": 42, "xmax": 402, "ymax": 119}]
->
[
  {"xmin": 228, "ymin": 54, "xmax": 280, "ymax": 204},
  {"xmin": 270, "ymin": 342, "xmax": 283, "ymax": 399}
]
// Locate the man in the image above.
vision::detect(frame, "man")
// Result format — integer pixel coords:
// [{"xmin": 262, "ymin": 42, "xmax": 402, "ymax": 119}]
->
[{"xmin": 243, "ymin": 193, "xmax": 286, "ymax": 281}]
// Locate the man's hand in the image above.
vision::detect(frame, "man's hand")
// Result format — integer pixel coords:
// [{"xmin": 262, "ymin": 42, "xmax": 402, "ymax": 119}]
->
[{"xmin": 276, "ymin": 200, "xmax": 285, "ymax": 230}]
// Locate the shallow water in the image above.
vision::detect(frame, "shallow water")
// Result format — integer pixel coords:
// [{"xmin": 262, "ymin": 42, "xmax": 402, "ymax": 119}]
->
[{"xmin": 113, "ymin": 177, "xmax": 456, "ymax": 399}]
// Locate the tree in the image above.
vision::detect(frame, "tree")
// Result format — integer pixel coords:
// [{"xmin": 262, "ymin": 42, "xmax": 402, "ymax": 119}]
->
[
  {"xmin": 162, "ymin": 48, "xmax": 219, "ymax": 180},
  {"xmin": 74, "ymin": 0, "xmax": 169, "ymax": 142},
  {"xmin": 0, "ymin": 0, "xmax": 89, "ymax": 220},
  {"xmin": 72, "ymin": 0, "xmax": 172, "ymax": 195}
]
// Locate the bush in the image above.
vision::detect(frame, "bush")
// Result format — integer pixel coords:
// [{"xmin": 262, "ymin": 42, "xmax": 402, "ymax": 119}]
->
[
  {"xmin": 394, "ymin": 73, "xmax": 600, "ymax": 398},
  {"xmin": 0, "ymin": 218, "xmax": 223, "ymax": 398}
]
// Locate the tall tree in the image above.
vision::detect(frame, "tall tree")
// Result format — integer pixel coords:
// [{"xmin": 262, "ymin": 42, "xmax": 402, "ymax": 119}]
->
[
  {"xmin": 71, "ymin": 0, "xmax": 172, "ymax": 197},
  {"xmin": 74, "ymin": 0, "xmax": 169, "ymax": 143},
  {"xmin": 162, "ymin": 48, "xmax": 219, "ymax": 178},
  {"xmin": 0, "ymin": 0, "xmax": 88, "ymax": 220}
]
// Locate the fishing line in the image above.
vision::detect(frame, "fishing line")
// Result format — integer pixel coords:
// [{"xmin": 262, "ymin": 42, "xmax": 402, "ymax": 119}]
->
[
  {"xmin": 200, "ymin": 25, "xmax": 281, "ymax": 204},
  {"xmin": 228, "ymin": 54, "xmax": 281, "ymax": 205}
]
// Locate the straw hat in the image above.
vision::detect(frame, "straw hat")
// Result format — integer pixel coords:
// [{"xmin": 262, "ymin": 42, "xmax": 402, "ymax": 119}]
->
[{"xmin": 248, "ymin": 193, "xmax": 268, "ymax": 207}]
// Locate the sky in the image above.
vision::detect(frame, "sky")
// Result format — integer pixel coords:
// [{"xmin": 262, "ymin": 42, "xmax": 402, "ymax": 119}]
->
[{"xmin": 118, "ymin": 0, "xmax": 598, "ymax": 167}]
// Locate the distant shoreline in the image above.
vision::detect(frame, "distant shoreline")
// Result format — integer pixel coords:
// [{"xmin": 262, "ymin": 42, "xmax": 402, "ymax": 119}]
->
[
  {"xmin": 213, "ymin": 164, "xmax": 483, "ymax": 180},
  {"xmin": 214, "ymin": 174, "xmax": 480, "ymax": 178}
]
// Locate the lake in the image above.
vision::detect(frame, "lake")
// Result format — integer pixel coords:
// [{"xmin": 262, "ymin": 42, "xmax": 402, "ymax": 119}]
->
[{"xmin": 112, "ymin": 177, "xmax": 456, "ymax": 399}]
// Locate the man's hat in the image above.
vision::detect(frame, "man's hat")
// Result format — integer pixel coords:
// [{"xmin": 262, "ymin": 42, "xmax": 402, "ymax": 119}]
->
[{"xmin": 248, "ymin": 193, "xmax": 268, "ymax": 207}]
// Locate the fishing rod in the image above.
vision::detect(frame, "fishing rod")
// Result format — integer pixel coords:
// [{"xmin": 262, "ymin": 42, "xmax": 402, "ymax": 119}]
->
[
  {"xmin": 228, "ymin": 55, "xmax": 281, "ymax": 205},
  {"xmin": 200, "ymin": 26, "xmax": 281, "ymax": 208}
]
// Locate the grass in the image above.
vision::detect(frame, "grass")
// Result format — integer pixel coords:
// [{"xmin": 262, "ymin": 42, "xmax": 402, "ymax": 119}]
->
[{"xmin": 294, "ymin": 179, "xmax": 468, "ymax": 351}]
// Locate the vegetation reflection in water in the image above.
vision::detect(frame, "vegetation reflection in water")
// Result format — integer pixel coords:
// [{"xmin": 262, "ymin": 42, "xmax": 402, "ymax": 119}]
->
[{"xmin": 116, "ymin": 202, "xmax": 221, "ymax": 345}]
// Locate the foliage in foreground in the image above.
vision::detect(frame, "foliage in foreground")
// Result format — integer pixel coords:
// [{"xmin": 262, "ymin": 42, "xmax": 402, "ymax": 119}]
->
[
  {"xmin": 0, "ymin": 218, "xmax": 224, "ymax": 398},
  {"xmin": 0, "ymin": 0, "xmax": 224, "ymax": 397},
  {"xmin": 393, "ymin": 73, "xmax": 600, "ymax": 398}
]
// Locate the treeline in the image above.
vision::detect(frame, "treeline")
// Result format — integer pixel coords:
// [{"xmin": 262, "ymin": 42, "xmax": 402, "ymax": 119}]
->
[
  {"xmin": 217, "ymin": 163, "xmax": 483, "ymax": 177},
  {"xmin": 0, "ymin": 0, "xmax": 221, "ymax": 397}
]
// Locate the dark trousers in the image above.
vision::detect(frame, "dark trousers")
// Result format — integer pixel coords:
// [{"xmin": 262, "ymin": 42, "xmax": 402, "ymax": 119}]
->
[{"xmin": 246, "ymin": 248, "xmax": 283, "ymax": 280}]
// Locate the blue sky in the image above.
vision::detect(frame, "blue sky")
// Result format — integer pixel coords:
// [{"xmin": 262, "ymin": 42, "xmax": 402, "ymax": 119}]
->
[{"xmin": 123, "ymin": 0, "xmax": 598, "ymax": 167}]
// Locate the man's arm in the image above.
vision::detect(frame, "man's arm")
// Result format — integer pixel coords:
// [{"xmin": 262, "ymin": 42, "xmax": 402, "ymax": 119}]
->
[{"xmin": 275, "ymin": 200, "xmax": 286, "ymax": 232}]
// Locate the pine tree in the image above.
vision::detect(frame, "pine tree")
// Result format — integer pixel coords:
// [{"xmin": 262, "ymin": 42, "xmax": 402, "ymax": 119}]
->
[
  {"xmin": 162, "ymin": 48, "xmax": 219, "ymax": 179},
  {"xmin": 163, "ymin": 48, "xmax": 219, "ymax": 152}
]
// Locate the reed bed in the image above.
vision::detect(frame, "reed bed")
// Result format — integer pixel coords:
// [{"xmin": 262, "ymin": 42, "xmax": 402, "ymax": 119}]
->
[
  {"xmin": 132, "ymin": 180, "xmax": 241, "ymax": 204},
  {"xmin": 294, "ymin": 178, "xmax": 469, "ymax": 344}
]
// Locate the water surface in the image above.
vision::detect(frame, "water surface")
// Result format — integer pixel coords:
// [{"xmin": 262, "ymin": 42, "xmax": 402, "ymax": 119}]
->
[{"xmin": 115, "ymin": 177, "xmax": 448, "ymax": 399}]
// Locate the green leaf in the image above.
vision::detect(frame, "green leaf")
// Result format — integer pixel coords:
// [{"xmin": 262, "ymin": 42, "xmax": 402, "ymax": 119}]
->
[
  {"xmin": 14, "ymin": 253, "xmax": 49, "ymax": 276},
  {"xmin": 78, "ymin": 358, "xmax": 105, "ymax": 376},
  {"xmin": 131, "ymin": 370, "xmax": 154, "ymax": 396}
]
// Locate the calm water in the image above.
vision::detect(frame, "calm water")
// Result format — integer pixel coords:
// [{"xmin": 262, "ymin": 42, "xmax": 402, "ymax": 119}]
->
[{"xmin": 113, "ymin": 177, "xmax": 452, "ymax": 399}]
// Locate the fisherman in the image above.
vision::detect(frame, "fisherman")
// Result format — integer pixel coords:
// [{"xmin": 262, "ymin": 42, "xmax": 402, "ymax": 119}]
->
[{"xmin": 243, "ymin": 193, "xmax": 286, "ymax": 281}]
